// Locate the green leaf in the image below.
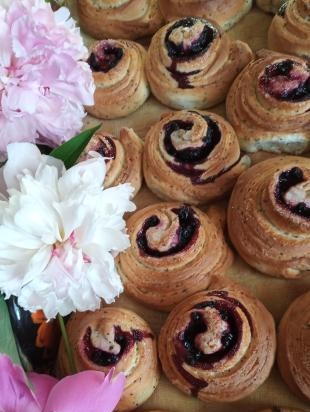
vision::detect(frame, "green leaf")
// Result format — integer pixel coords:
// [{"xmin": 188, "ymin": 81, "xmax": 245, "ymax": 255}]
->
[
  {"xmin": 50, "ymin": 124, "xmax": 101, "ymax": 169},
  {"xmin": 0, "ymin": 295, "xmax": 22, "ymax": 366}
]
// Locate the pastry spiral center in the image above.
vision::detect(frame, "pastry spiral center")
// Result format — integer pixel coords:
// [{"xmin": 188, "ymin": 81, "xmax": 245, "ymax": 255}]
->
[
  {"xmin": 165, "ymin": 18, "xmax": 216, "ymax": 60},
  {"xmin": 83, "ymin": 326, "xmax": 152, "ymax": 366},
  {"xmin": 136, "ymin": 205, "xmax": 200, "ymax": 257},
  {"xmin": 172, "ymin": 291, "xmax": 253, "ymax": 396},
  {"xmin": 259, "ymin": 59, "xmax": 310, "ymax": 102},
  {"xmin": 93, "ymin": 136, "xmax": 117, "ymax": 161},
  {"xmin": 88, "ymin": 42, "xmax": 124, "ymax": 73},
  {"xmin": 174, "ymin": 301, "xmax": 243, "ymax": 369},
  {"xmin": 275, "ymin": 167, "xmax": 310, "ymax": 218},
  {"xmin": 162, "ymin": 114, "xmax": 237, "ymax": 185},
  {"xmin": 164, "ymin": 116, "xmax": 221, "ymax": 166}
]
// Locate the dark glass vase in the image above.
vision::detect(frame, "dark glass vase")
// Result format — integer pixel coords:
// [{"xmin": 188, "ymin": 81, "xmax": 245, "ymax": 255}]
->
[{"xmin": 6, "ymin": 297, "xmax": 60, "ymax": 373}]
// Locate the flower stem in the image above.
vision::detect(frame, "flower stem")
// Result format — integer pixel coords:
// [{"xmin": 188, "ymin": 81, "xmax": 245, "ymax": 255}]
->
[{"xmin": 57, "ymin": 314, "xmax": 76, "ymax": 374}]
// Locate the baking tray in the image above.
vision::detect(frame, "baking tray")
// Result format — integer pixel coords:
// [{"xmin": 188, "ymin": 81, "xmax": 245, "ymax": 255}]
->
[{"xmin": 68, "ymin": 2, "xmax": 310, "ymax": 411}]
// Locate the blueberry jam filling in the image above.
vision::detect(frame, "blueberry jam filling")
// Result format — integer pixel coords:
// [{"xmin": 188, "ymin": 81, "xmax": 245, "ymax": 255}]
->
[
  {"xmin": 173, "ymin": 295, "xmax": 247, "ymax": 395},
  {"xmin": 83, "ymin": 326, "xmax": 153, "ymax": 367},
  {"xmin": 94, "ymin": 137, "xmax": 116, "ymax": 161},
  {"xmin": 167, "ymin": 64, "xmax": 200, "ymax": 89},
  {"xmin": 164, "ymin": 113, "xmax": 238, "ymax": 185},
  {"xmin": 259, "ymin": 59, "xmax": 310, "ymax": 101},
  {"xmin": 87, "ymin": 44, "xmax": 123, "ymax": 73},
  {"xmin": 165, "ymin": 18, "xmax": 216, "ymax": 60},
  {"xmin": 275, "ymin": 167, "xmax": 310, "ymax": 218},
  {"xmin": 136, "ymin": 205, "xmax": 200, "ymax": 257}
]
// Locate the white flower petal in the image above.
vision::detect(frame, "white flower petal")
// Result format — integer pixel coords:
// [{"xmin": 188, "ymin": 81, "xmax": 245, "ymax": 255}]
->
[
  {"xmin": 0, "ymin": 142, "xmax": 133, "ymax": 318},
  {"xmin": 58, "ymin": 157, "xmax": 106, "ymax": 199},
  {"xmin": 3, "ymin": 143, "xmax": 42, "ymax": 190}
]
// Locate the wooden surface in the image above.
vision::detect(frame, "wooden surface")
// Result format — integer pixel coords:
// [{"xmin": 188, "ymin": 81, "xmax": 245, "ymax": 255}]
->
[{"xmin": 69, "ymin": 2, "xmax": 310, "ymax": 411}]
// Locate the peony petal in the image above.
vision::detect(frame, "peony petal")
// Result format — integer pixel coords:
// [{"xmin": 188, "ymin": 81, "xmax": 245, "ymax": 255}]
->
[
  {"xmin": 43, "ymin": 369, "xmax": 125, "ymax": 412},
  {"xmin": 0, "ymin": 354, "xmax": 41, "ymax": 412},
  {"xmin": 3, "ymin": 143, "xmax": 42, "ymax": 190},
  {"xmin": 28, "ymin": 372, "xmax": 58, "ymax": 410},
  {"xmin": 58, "ymin": 156, "xmax": 106, "ymax": 200}
]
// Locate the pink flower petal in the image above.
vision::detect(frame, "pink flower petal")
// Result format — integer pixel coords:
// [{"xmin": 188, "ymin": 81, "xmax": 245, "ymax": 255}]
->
[
  {"xmin": 0, "ymin": 0, "xmax": 94, "ymax": 155},
  {"xmin": 43, "ymin": 369, "xmax": 125, "ymax": 412},
  {"xmin": 0, "ymin": 354, "xmax": 41, "ymax": 412},
  {"xmin": 28, "ymin": 372, "xmax": 58, "ymax": 409}
]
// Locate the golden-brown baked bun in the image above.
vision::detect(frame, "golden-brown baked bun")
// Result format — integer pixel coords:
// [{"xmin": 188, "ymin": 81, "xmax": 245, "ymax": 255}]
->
[
  {"xmin": 268, "ymin": 0, "xmax": 310, "ymax": 59},
  {"xmin": 159, "ymin": 0, "xmax": 252, "ymax": 30},
  {"xmin": 77, "ymin": 0, "xmax": 164, "ymax": 40},
  {"xmin": 277, "ymin": 291, "xmax": 310, "ymax": 402},
  {"xmin": 86, "ymin": 40, "xmax": 149, "ymax": 119},
  {"xmin": 228, "ymin": 156, "xmax": 310, "ymax": 279},
  {"xmin": 226, "ymin": 50, "xmax": 310, "ymax": 154},
  {"xmin": 57, "ymin": 307, "xmax": 159, "ymax": 412},
  {"xmin": 80, "ymin": 128, "xmax": 143, "ymax": 197},
  {"xmin": 256, "ymin": 0, "xmax": 283, "ymax": 13},
  {"xmin": 145, "ymin": 17, "xmax": 253, "ymax": 110},
  {"xmin": 158, "ymin": 287, "xmax": 276, "ymax": 402},
  {"xmin": 117, "ymin": 203, "xmax": 233, "ymax": 311},
  {"xmin": 143, "ymin": 110, "xmax": 251, "ymax": 204}
]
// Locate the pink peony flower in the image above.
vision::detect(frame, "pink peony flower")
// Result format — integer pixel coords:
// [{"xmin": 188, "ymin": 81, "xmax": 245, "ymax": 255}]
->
[
  {"xmin": 0, "ymin": 0, "xmax": 95, "ymax": 158},
  {"xmin": 0, "ymin": 354, "xmax": 125, "ymax": 412}
]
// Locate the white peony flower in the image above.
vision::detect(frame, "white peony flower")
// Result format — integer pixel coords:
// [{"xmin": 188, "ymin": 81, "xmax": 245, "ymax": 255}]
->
[{"xmin": 0, "ymin": 142, "xmax": 135, "ymax": 318}]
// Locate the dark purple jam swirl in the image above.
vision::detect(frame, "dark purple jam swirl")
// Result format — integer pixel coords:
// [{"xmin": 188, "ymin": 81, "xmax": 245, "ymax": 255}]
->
[
  {"xmin": 136, "ymin": 205, "xmax": 200, "ymax": 258},
  {"xmin": 275, "ymin": 167, "xmax": 310, "ymax": 218},
  {"xmin": 163, "ymin": 113, "xmax": 240, "ymax": 185},
  {"xmin": 173, "ymin": 291, "xmax": 252, "ymax": 395},
  {"xmin": 259, "ymin": 59, "xmax": 310, "ymax": 101},
  {"xmin": 95, "ymin": 137, "xmax": 116, "ymax": 160},
  {"xmin": 164, "ymin": 18, "xmax": 216, "ymax": 89},
  {"xmin": 83, "ymin": 326, "xmax": 153, "ymax": 367},
  {"xmin": 165, "ymin": 18, "xmax": 216, "ymax": 60},
  {"xmin": 88, "ymin": 44, "xmax": 123, "ymax": 73}
]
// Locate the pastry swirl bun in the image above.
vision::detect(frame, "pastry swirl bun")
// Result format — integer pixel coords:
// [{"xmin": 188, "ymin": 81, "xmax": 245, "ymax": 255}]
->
[
  {"xmin": 226, "ymin": 51, "xmax": 310, "ymax": 154},
  {"xmin": 80, "ymin": 128, "xmax": 143, "ymax": 197},
  {"xmin": 117, "ymin": 203, "xmax": 233, "ymax": 311},
  {"xmin": 278, "ymin": 291, "xmax": 310, "ymax": 402},
  {"xmin": 143, "ymin": 110, "xmax": 251, "ymax": 204},
  {"xmin": 159, "ymin": 0, "xmax": 252, "ymax": 31},
  {"xmin": 145, "ymin": 17, "xmax": 253, "ymax": 110},
  {"xmin": 256, "ymin": 0, "xmax": 283, "ymax": 13},
  {"xmin": 158, "ymin": 288, "xmax": 276, "ymax": 401},
  {"xmin": 77, "ymin": 0, "xmax": 164, "ymax": 40},
  {"xmin": 268, "ymin": 0, "xmax": 310, "ymax": 59},
  {"xmin": 86, "ymin": 40, "xmax": 149, "ymax": 119},
  {"xmin": 228, "ymin": 156, "xmax": 310, "ymax": 279},
  {"xmin": 57, "ymin": 307, "xmax": 159, "ymax": 412}
]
